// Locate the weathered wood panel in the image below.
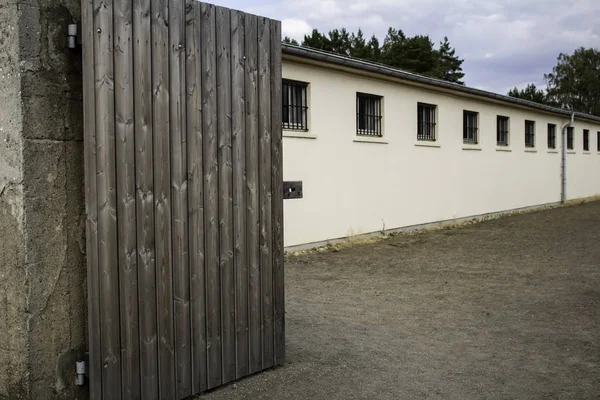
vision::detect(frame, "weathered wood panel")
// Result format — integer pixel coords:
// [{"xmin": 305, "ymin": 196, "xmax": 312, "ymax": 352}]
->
[
  {"xmin": 169, "ymin": 0, "xmax": 192, "ymax": 396},
  {"xmin": 244, "ymin": 13, "xmax": 262, "ymax": 375},
  {"xmin": 82, "ymin": 0, "xmax": 102, "ymax": 396},
  {"xmin": 133, "ymin": 0, "xmax": 159, "ymax": 396},
  {"xmin": 270, "ymin": 21, "xmax": 285, "ymax": 366},
  {"xmin": 231, "ymin": 9, "xmax": 249, "ymax": 379},
  {"xmin": 84, "ymin": 2, "xmax": 283, "ymax": 398},
  {"xmin": 93, "ymin": 0, "xmax": 122, "ymax": 396},
  {"xmin": 200, "ymin": 2, "xmax": 223, "ymax": 390},
  {"xmin": 186, "ymin": 0, "xmax": 208, "ymax": 394},
  {"xmin": 114, "ymin": 0, "xmax": 141, "ymax": 396},
  {"xmin": 216, "ymin": 6, "xmax": 236, "ymax": 384},
  {"xmin": 258, "ymin": 16, "xmax": 274, "ymax": 369},
  {"xmin": 151, "ymin": 0, "xmax": 177, "ymax": 397}
]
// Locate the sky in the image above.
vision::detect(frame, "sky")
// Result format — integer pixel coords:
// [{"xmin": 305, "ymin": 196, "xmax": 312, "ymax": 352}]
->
[{"xmin": 212, "ymin": 0, "xmax": 599, "ymax": 95}]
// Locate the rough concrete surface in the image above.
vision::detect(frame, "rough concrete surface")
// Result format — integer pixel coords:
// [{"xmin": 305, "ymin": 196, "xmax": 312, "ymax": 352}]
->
[
  {"xmin": 200, "ymin": 202, "xmax": 600, "ymax": 400},
  {"xmin": 0, "ymin": 0, "xmax": 87, "ymax": 398},
  {"xmin": 0, "ymin": 0, "xmax": 27, "ymax": 396}
]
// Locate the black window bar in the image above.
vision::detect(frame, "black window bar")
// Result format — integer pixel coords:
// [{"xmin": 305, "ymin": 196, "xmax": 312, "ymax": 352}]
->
[
  {"xmin": 567, "ymin": 127, "xmax": 574, "ymax": 150},
  {"xmin": 497, "ymin": 116, "xmax": 509, "ymax": 146},
  {"xmin": 547, "ymin": 124, "xmax": 556, "ymax": 149},
  {"xmin": 463, "ymin": 110, "xmax": 478, "ymax": 144},
  {"xmin": 583, "ymin": 129, "xmax": 589, "ymax": 151},
  {"xmin": 597, "ymin": 131, "xmax": 600, "ymax": 152},
  {"xmin": 357, "ymin": 93, "xmax": 383, "ymax": 137},
  {"xmin": 417, "ymin": 103, "xmax": 437, "ymax": 141},
  {"xmin": 282, "ymin": 80, "xmax": 308, "ymax": 131},
  {"xmin": 525, "ymin": 120, "xmax": 535, "ymax": 148}
]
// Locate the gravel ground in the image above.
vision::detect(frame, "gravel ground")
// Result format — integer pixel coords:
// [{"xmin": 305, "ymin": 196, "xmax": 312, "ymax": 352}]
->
[{"xmin": 200, "ymin": 202, "xmax": 600, "ymax": 400}]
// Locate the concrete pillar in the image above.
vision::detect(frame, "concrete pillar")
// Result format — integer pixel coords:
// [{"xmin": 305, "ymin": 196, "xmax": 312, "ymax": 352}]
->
[{"xmin": 0, "ymin": 0, "xmax": 87, "ymax": 398}]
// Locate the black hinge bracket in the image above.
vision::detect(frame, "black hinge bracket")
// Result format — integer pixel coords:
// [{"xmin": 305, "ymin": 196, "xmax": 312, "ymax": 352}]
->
[{"xmin": 284, "ymin": 181, "xmax": 303, "ymax": 199}]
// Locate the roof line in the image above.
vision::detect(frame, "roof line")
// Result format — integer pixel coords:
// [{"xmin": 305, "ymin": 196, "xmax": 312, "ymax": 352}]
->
[{"xmin": 281, "ymin": 43, "xmax": 600, "ymax": 123}]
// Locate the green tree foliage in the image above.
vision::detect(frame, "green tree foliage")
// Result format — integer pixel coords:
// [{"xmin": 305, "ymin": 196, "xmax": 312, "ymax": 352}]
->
[
  {"xmin": 507, "ymin": 84, "xmax": 549, "ymax": 104},
  {"xmin": 545, "ymin": 47, "xmax": 600, "ymax": 116},
  {"xmin": 507, "ymin": 47, "xmax": 599, "ymax": 116},
  {"xmin": 432, "ymin": 37, "xmax": 465, "ymax": 84},
  {"xmin": 302, "ymin": 29, "xmax": 333, "ymax": 51},
  {"xmin": 283, "ymin": 36, "xmax": 299, "ymax": 45},
  {"xmin": 298, "ymin": 27, "xmax": 465, "ymax": 84}
]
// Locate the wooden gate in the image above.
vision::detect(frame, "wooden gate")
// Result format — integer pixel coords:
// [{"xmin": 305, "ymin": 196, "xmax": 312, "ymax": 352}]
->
[{"xmin": 81, "ymin": 0, "xmax": 284, "ymax": 398}]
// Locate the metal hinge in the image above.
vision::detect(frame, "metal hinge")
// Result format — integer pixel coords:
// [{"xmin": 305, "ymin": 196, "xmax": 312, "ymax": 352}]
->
[
  {"xmin": 76, "ymin": 358, "xmax": 87, "ymax": 386},
  {"xmin": 284, "ymin": 181, "xmax": 303, "ymax": 199}
]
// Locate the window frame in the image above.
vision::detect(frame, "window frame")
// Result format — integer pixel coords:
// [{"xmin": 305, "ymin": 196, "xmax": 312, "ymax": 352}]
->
[
  {"xmin": 583, "ymin": 129, "xmax": 590, "ymax": 151},
  {"xmin": 567, "ymin": 126, "xmax": 574, "ymax": 150},
  {"xmin": 597, "ymin": 131, "xmax": 600, "ymax": 152},
  {"xmin": 417, "ymin": 102, "xmax": 437, "ymax": 142},
  {"xmin": 547, "ymin": 123, "xmax": 556, "ymax": 149},
  {"xmin": 525, "ymin": 120, "xmax": 536, "ymax": 148},
  {"xmin": 496, "ymin": 115, "xmax": 510, "ymax": 147},
  {"xmin": 282, "ymin": 79, "xmax": 309, "ymax": 131},
  {"xmin": 463, "ymin": 110, "xmax": 479, "ymax": 145},
  {"xmin": 356, "ymin": 92, "xmax": 383, "ymax": 137}
]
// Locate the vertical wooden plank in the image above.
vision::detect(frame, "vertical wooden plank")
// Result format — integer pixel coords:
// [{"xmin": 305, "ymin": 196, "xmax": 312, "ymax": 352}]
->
[
  {"xmin": 186, "ymin": 0, "xmax": 207, "ymax": 393},
  {"xmin": 169, "ymin": 0, "xmax": 192, "ymax": 396},
  {"xmin": 114, "ymin": 0, "xmax": 141, "ymax": 396},
  {"xmin": 216, "ymin": 6, "xmax": 236, "ymax": 385},
  {"xmin": 245, "ymin": 13, "xmax": 262, "ymax": 375},
  {"xmin": 93, "ymin": 0, "xmax": 122, "ymax": 396},
  {"xmin": 257, "ymin": 16, "xmax": 274, "ymax": 369},
  {"xmin": 187, "ymin": 0, "xmax": 207, "ymax": 393},
  {"xmin": 83, "ymin": 0, "xmax": 102, "ymax": 396},
  {"xmin": 270, "ymin": 20, "xmax": 285, "ymax": 367},
  {"xmin": 133, "ymin": 0, "xmax": 159, "ymax": 395},
  {"xmin": 231, "ymin": 9, "xmax": 249, "ymax": 379},
  {"xmin": 151, "ymin": 0, "xmax": 176, "ymax": 396},
  {"xmin": 201, "ymin": 2, "xmax": 223, "ymax": 389}
]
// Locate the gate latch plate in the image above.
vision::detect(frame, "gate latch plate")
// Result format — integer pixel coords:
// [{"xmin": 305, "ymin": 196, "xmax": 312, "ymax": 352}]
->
[{"xmin": 284, "ymin": 181, "xmax": 303, "ymax": 199}]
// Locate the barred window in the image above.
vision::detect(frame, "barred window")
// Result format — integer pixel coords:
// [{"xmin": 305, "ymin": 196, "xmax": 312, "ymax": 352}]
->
[
  {"xmin": 357, "ymin": 93, "xmax": 383, "ymax": 136},
  {"xmin": 547, "ymin": 124, "xmax": 556, "ymax": 149},
  {"xmin": 567, "ymin": 127, "xmax": 574, "ymax": 150},
  {"xmin": 282, "ymin": 80, "xmax": 308, "ymax": 131},
  {"xmin": 417, "ymin": 103, "xmax": 437, "ymax": 141},
  {"xmin": 583, "ymin": 129, "xmax": 589, "ymax": 151},
  {"xmin": 463, "ymin": 110, "xmax": 479, "ymax": 144},
  {"xmin": 497, "ymin": 116, "xmax": 509, "ymax": 146},
  {"xmin": 525, "ymin": 120, "xmax": 535, "ymax": 148}
]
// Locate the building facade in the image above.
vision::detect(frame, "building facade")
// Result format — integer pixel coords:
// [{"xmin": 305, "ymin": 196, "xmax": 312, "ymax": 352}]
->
[{"xmin": 281, "ymin": 45, "xmax": 600, "ymax": 248}]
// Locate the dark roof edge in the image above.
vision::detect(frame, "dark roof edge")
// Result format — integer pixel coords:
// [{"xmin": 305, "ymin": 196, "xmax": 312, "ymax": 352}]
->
[{"xmin": 282, "ymin": 43, "xmax": 600, "ymax": 124}]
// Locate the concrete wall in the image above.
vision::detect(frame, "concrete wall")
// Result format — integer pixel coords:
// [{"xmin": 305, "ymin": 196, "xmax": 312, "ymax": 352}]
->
[
  {"xmin": 282, "ymin": 58, "xmax": 600, "ymax": 247},
  {"xmin": 0, "ymin": 0, "xmax": 87, "ymax": 398},
  {"xmin": 0, "ymin": 1, "xmax": 27, "ymax": 396}
]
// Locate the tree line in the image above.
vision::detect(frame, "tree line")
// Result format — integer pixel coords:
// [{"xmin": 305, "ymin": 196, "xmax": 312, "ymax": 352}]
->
[
  {"xmin": 507, "ymin": 47, "xmax": 600, "ymax": 117},
  {"xmin": 284, "ymin": 28, "xmax": 465, "ymax": 84}
]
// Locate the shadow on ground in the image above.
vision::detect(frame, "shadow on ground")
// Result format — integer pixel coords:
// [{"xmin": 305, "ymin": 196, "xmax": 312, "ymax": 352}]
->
[{"xmin": 200, "ymin": 202, "xmax": 600, "ymax": 399}]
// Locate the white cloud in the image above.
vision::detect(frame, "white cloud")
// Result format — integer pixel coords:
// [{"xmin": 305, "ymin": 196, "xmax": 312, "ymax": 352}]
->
[{"xmin": 282, "ymin": 19, "xmax": 313, "ymax": 41}]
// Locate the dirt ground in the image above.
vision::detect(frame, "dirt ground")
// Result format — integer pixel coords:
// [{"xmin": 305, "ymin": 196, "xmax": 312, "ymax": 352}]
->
[{"xmin": 201, "ymin": 202, "xmax": 600, "ymax": 399}]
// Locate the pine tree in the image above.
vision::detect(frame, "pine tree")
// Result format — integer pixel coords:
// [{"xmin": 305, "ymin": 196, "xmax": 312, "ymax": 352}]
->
[
  {"xmin": 433, "ymin": 37, "xmax": 465, "ymax": 84},
  {"xmin": 328, "ymin": 28, "xmax": 352, "ymax": 55},
  {"xmin": 507, "ymin": 84, "xmax": 548, "ymax": 104},
  {"xmin": 368, "ymin": 35, "xmax": 381, "ymax": 62},
  {"xmin": 350, "ymin": 29, "xmax": 370, "ymax": 60},
  {"xmin": 283, "ymin": 36, "xmax": 299, "ymax": 45},
  {"xmin": 302, "ymin": 29, "xmax": 332, "ymax": 51}
]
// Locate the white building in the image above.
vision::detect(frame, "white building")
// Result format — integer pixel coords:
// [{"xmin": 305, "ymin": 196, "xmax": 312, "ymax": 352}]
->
[{"xmin": 281, "ymin": 44, "xmax": 600, "ymax": 248}]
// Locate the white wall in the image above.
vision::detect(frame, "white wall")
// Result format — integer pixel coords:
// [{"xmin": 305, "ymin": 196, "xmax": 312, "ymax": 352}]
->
[{"xmin": 282, "ymin": 59, "xmax": 600, "ymax": 247}]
